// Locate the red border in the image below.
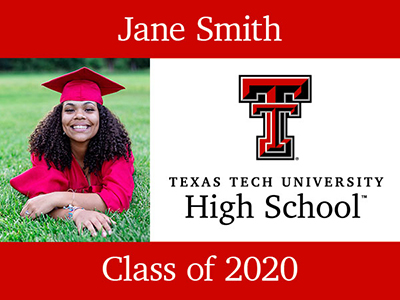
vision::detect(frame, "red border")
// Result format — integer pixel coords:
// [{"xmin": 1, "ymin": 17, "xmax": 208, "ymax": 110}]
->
[
  {"xmin": 2, "ymin": 242, "xmax": 398, "ymax": 298},
  {"xmin": 2, "ymin": 0, "xmax": 400, "ymax": 58}
]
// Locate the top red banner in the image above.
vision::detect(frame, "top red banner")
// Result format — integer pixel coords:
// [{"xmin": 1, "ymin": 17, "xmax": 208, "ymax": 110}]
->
[{"xmin": 1, "ymin": 0, "xmax": 399, "ymax": 58}]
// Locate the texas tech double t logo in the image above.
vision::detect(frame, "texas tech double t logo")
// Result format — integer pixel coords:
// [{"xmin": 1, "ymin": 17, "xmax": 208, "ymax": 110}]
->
[{"xmin": 239, "ymin": 75, "xmax": 311, "ymax": 160}]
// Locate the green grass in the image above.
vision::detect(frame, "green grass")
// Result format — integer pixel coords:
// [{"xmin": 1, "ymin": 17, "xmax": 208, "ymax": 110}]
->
[{"xmin": 0, "ymin": 70, "xmax": 150, "ymax": 242}]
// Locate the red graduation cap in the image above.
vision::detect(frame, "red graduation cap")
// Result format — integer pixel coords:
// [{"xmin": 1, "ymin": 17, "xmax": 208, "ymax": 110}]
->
[{"xmin": 41, "ymin": 67, "xmax": 125, "ymax": 105}]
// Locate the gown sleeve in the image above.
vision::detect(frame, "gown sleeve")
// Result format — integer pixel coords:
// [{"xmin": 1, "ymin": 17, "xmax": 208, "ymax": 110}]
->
[
  {"xmin": 96, "ymin": 153, "xmax": 134, "ymax": 212},
  {"xmin": 10, "ymin": 154, "xmax": 69, "ymax": 198}
]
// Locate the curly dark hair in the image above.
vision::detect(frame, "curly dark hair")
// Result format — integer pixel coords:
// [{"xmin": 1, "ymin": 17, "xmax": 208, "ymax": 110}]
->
[{"xmin": 29, "ymin": 103, "xmax": 132, "ymax": 174}]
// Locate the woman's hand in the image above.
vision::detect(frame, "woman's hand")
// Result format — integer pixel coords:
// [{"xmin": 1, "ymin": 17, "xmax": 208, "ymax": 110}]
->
[
  {"xmin": 73, "ymin": 209, "xmax": 115, "ymax": 237},
  {"xmin": 20, "ymin": 194, "xmax": 57, "ymax": 219}
]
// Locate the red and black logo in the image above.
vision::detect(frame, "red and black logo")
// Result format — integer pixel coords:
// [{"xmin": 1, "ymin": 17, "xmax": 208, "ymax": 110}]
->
[{"xmin": 239, "ymin": 75, "xmax": 311, "ymax": 160}]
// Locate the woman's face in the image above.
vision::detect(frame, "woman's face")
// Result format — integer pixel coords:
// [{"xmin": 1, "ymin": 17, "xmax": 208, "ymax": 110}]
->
[{"xmin": 62, "ymin": 101, "xmax": 100, "ymax": 144}]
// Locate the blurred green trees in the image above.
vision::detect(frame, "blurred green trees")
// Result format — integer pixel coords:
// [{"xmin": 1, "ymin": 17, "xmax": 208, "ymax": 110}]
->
[{"xmin": 0, "ymin": 58, "xmax": 150, "ymax": 71}]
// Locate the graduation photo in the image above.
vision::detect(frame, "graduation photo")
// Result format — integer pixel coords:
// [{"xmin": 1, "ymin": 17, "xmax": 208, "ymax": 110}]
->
[{"xmin": 0, "ymin": 58, "xmax": 150, "ymax": 242}]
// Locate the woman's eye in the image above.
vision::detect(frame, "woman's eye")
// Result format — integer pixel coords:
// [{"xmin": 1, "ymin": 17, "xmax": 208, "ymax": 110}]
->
[
  {"xmin": 64, "ymin": 109, "xmax": 74, "ymax": 113},
  {"xmin": 85, "ymin": 108, "xmax": 95, "ymax": 112}
]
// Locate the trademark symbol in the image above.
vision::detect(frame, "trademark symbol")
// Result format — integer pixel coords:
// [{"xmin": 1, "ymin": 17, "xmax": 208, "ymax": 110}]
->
[{"xmin": 362, "ymin": 195, "xmax": 367, "ymax": 199}]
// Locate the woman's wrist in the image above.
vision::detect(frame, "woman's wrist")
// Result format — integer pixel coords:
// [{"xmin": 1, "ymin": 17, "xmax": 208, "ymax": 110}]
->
[{"xmin": 63, "ymin": 204, "xmax": 84, "ymax": 220}]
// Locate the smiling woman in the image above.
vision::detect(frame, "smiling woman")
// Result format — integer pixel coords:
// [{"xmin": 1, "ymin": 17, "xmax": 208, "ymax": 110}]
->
[
  {"xmin": 9, "ymin": 67, "xmax": 135, "ymax": 237},
  {"xmin": 62, "ymin": 101, "xmax": 100, "ymax": 144}
]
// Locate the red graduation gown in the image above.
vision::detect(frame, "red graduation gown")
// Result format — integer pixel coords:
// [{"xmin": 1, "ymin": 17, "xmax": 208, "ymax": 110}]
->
[{"xmin": 10, "ymin": 153, "xmax": 134, "ymax": 212}]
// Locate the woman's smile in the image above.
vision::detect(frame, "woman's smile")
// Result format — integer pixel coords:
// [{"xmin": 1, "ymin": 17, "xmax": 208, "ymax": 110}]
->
[{"xmin": 71, "ymin": 124, "xmax": 91, "ymax": 131}]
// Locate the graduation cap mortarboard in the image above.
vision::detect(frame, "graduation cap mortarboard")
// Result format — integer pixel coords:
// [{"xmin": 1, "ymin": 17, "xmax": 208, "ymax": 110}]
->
[{"xmin": 41, "ymin": 67, "xmax": 125, "ymax": 105}]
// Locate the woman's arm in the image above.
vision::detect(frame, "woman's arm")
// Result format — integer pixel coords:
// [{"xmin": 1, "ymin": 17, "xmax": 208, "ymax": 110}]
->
[
  {"xmin": 36, "ymin": 204, "xmax": 114, "ymax": 238},
  {"xmin": 52, "ymin": 191, "xmax": 107, "ymax": 211},
  {"xmin": 20, "ymin": 194, "xmax": 113, "ymax": 237},
  {"xmin": 48, "ymin": 207, "xmax": 70, "ymax": 219},
  {"xmin": 20, "ymin": 191, "xmax": 107, "ymax": 219}
]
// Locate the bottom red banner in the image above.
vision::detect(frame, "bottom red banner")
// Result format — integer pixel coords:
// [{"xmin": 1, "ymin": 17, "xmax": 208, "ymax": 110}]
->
[{"xmin": 2, "ymin": 242, "xmax": 397, "ymax": 298}]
